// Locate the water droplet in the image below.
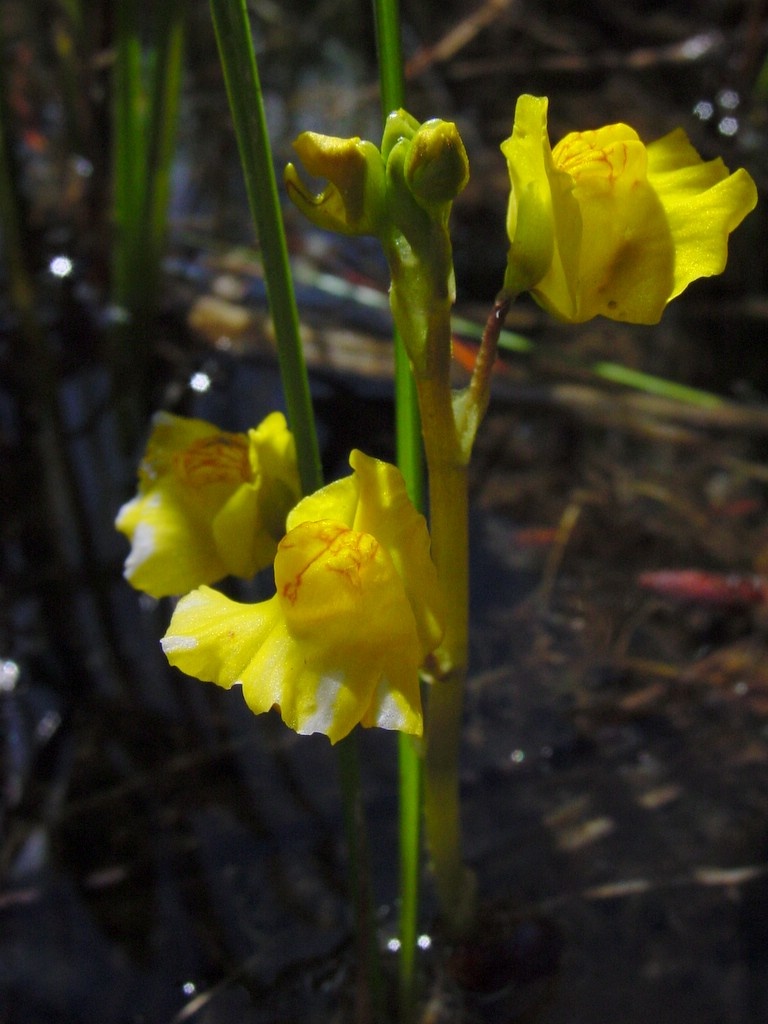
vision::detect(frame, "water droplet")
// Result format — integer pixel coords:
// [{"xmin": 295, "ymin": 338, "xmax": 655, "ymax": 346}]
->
[
  {"xmin": 680, "ymin": 33, "xmax": 715, "ymax": 60},
  {"xmin": 72, "ymin": 155, "xmax": 93, "ymax": 177},
  {"xmin": 0, "ymin": 660, "xmax": 19, "ymax": 692},
  {"xmin": 189, "ymin": 371, "xmax": 212, "ymax": 393},
  {"xmin": 49, "ymin": 255, "xmax": 74, "ymax": 279},
  {"xmin": 35, "ymin": 709, "xmax": 61, "ymax": 742},
  {"xmin": 693, "ymin": 100, "xmax": 714, "ymax": 121},
  {"xmin": 717, "ymin": 88, "xmax": 740, "ymax": 111},
  {"xmin": 718, "ymin": 116, "xmax": 739, "ymax": 137}
]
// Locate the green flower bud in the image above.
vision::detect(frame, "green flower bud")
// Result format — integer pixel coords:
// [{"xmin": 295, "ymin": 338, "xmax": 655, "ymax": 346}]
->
[
  {"xmin": 405, "ymin": 119, "xmax": 469, "ymax": 207},
  {"xmin": 381, "ymin": 108, "xmax": 420, "ymax": 160}
]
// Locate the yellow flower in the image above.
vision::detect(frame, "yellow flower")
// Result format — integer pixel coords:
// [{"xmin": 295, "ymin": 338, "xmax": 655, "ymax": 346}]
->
[
  {"xmin": 161, "ymin": 450, "xmax": 444, "ymax": 743},
  {"xmin": 116, "ymin": 411, "xmax": 300, "ymax": 598},
  {"xmin": 501, "ymin": 95, "xmax": 758, "ymax": 324}
]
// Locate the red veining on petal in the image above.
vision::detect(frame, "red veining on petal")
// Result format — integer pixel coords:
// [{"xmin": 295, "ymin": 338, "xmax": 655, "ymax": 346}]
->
[
  {"xmin": 280, "ymin": 524, "xmax": 379, "ymax": 605},
  {"xmin": 173, "ymin": 434, "xmax": 251, "ymax": 488},
  {"xmin": 325, "ymin": 530, "xmax": 379, "ymax": 591},
  {"xmin": 280, "ymin": 522, "xmax": 349, "ymax": 605}
]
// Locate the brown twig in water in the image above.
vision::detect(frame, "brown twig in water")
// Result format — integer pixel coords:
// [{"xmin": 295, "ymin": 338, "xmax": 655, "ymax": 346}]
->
[{"xmin": 404, "ymin": 0, "xmax": 515, "ymax": 79}]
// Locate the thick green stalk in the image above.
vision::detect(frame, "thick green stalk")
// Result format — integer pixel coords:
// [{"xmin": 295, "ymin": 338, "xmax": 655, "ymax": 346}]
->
[
  {"xmin": 387, "ymin": 256, "xmax": 509, "ymax": 943},
  {"xmin": 385, "ymin": 231, "xmax": 475, "ymax": 935},
  {"xmin": 372, "ymin": 0, "xmax": 422, "ymax": 500},
  {"xmin": 417, "ymin": 304, "xmax": 509, "ymax": 937},
  {"xmin": 412, "ymin": 322, "xmax": 476, "ymax": 939}
]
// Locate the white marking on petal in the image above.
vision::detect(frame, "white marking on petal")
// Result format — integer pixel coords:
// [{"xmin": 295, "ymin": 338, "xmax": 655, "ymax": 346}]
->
[
  {"xmin": 160, "ymin": 635, "xmax": 198, "ymax": 653},
  {"xmin": 297, "ymin": 672, "xmax": 344, "ymax": 736},
  {"xmin": 176, "ymin": 589, "xmax": 209, "ymax": 610},
  {"xmin": 372, "ymin": 682, "xmax": 408, "ymax": 731},
  {"xmin": 115, "ymin": 496, "xmax": 140, "ymax": 526},
  {"xmin": 124, "ymin": 522, "xmax": 155, "ymax": 575}
]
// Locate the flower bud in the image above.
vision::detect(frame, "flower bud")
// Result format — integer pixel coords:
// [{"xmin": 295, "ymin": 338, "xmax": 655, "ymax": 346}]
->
[
  {"xmin": 405, "ymin": 119, "xmax": 469, "ymax": 207},
  {"xmin": 284, "ymin": 132, "xmax": 386, "ymax": 236}
]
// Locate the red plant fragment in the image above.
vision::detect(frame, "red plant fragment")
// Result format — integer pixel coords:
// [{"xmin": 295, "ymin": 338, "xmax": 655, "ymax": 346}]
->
[{"xmin": 638, "ymin": 569, "xmax": 768, "ymax": 608}]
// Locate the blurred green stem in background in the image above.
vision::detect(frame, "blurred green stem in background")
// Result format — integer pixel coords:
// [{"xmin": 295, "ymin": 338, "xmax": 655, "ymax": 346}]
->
[{"xmin": 111, "ymin": 0, "xmax": 186, "ymax": 448}]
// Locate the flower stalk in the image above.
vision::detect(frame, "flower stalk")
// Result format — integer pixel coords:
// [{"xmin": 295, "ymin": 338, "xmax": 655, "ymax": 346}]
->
[{"xmin": 416, "ymin": 298, "xmax": 510, "ymax": 938}]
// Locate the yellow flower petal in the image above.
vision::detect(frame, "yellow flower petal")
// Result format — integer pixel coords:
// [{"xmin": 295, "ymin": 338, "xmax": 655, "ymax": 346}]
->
[
  {"xmin": 347, "ymin": 450, "xmax": 444, "ymax": 654},
  {"xmin": 116, "ymin": 411, "xmax": 300, "ymax": 597},
  {"xmin": 547, "ymin": 125, "xmax": 675, "ymax": 322},
  {"xmin": 500, "ymin": 95, "xmax": 558, "ymax": 298},
  {"xmin": 276, "ymin": 519, "xmax": 424, "ymax": 739},
  {"xmin": 501, "ymin": 95, "xmax": 758, "ymax": 324},
  {"xmin": 116, "ymin": 492, "xmax": 224, "ymax": 599},
  {"xmin": 287, "ymin": 450, "xmax": 444, "ymax": 654},
  {"xmin": 161, "ymin": 585, "xmax": 282, "ymax": 698},
  {"xmin": 646, "ymin": 129, "xmax": 758, "ymax": 300}
]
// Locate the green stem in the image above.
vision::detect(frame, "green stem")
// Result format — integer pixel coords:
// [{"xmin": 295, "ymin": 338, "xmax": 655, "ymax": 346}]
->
[
  {"xmin": 112, "ymin": 0, "xmax": 145, "ymax": 312},
  {"xmin": 422, "ymin": 506, "xmax": 472, "ymax": 933},
  {"xmin": 111, "ymin": 0, "xmax": 186, "ymax": 450},
  {"xmin": 373, "ymin": 0, "xmax": 406, "ymax": 118},
  {"xmin": 337, "ymin": 733, "xmax": 385, "ymax": 1024},
  {"xmin": 372, "ymin": 1, "xmax": 425, "ymax": 1015},
  {"xmin": 396, "ymin": 732, "xmax": 422, "ymax": 1012},
  {"xmin": 210, "ymin": 0, "xmax": 322, "ymax": 496},
  {"xmin": 110, "ymin": 0, "xmax": 147, "ymax": 448},
  {"xmin": 144, "ymin": 0, "xmax": 186, "ymax": 308}
]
